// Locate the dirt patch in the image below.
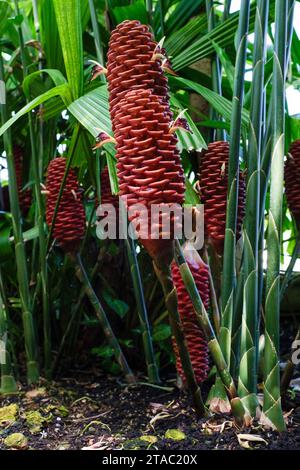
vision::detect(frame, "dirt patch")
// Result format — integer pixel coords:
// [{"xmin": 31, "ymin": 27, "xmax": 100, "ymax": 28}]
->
[{"xmin": 0, "ymin": 370, "xmax": 300, "ymax": 450}]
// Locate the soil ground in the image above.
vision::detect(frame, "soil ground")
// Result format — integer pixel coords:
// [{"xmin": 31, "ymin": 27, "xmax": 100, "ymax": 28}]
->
[{"xmin": 1, "ymin": 368, "xmax": 300, "ymax": 450}]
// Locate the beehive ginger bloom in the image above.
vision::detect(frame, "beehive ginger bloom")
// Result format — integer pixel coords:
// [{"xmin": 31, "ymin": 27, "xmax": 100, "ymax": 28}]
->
[
  {"xmin": 113, "ymin": 88, "xmax": 185, "ymax": 263},
  {"xmin": 46, "ymin": 157, "xmax": 86, "ymax": 252}
]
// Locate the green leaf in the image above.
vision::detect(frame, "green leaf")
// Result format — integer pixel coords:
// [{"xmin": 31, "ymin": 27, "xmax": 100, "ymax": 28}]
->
[
  {"xmin": 184, "ymin": 178, "xmax": 200, "ymax": 206},
  {"xmin": 172, "ymin": 76, "xmax": 249, "ymax": 131},
  {"xmin": 102, "ymin": 290, "xmax": 129, "ymax": 318},
  {"xmin": 53, "ymin": 0, "xmax": 83, "ymax": 99},
  {"xmin": 39, "ymin": 0, "xmax": 64, "ymax": 71},
  {"xmin": 91, "ymin": 345, "xmax": 114, "ymax": 358},
  {"xmin": 152, "ymin": 323, "xmax": 171, "ymax": 342},
  {"xmin": 0, "ymin": 1, "xmax": 9, "ymax": 36},
  {"xmin": 0, "ymin": 84, "xmax": 72, "ymax": 137},
  {"xmin": 23, "ymin": 69, "xmax": 67, "ymax": 98},
  {"xmin": 111, "ymin": 0, "xmax": 148, "ymax": 25}
]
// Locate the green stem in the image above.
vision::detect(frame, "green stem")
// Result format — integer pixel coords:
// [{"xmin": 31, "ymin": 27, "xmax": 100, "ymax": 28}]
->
[
  {"xmin": 0, "ymin": 270, "xmax": 17, "ymax": 394},
  {"xmin": 15, "ymin": 0, "xmax": 51, "ymax": 378},
  {"xmin": 174, "ymin": 240, "xmax": 245, "ymax": 426},
  {"xmin": 202, "ymin": 247, "xmax": 220, "ymax": 336},
  {"xmin": 157, "ymin": 0, "xmax": 164, "ymax": 38},
  {"xmin": 238, "ymin": 0, "xmax": 269, "ymax": 416},
  {"xmin": 263, "ymin": 0, "xmax": 290, "ymax": 432},
  {"xmin": 125, "ymin": 225, "xmax": 160, "ymax": 384},
  {"xmin": 69, "ymin": 252, "xmax": 135, "ymax": 384},
  {"xmin": 280, "ymin": 231, "xmax": 300, "ymax": 301},
  {"xmin": 0, "ymin": 48, "xmax": 39, "ymax": 384},
  {"xmin": 218, "ymin": 0, "xmax": 250, "ymax": 397},
  {"xmin": 88, "ymin": 0, "xmax": 105, "ymax": 80}
]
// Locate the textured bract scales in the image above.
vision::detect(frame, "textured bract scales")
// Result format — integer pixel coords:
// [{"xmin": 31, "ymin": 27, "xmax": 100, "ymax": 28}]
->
[
  {"xmin": 113, "ymin": 88, "xmax": 184, "ymax": 259},
  {"xmin": 107, "ymin": 19, "xmax": 171, "ymax": 128},
  {"xmin": 46, "ymin": 157, "xmax": 86, "ymax": 252},
  {"xmin": 14, "ymin": 145, "xmax": 32, "ymax": 215},
  {"xmin": 199, "ymin": 141, "xmax": 245, "ymax": 253},
  {"xmin": 171, "ymin": 257, "xmax": 210, "ymax": 384},
  {"xmin": 285, "ymin": 139, "xmax": 300, "ymax": 225}
]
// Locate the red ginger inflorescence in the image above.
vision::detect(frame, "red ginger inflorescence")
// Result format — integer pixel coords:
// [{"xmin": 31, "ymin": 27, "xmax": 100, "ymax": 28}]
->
[
  {"xmin": 107, "ymin": 19, "xmax": 172, "ymax": 129},
  {"xmin": 46, "ymin": 157, "xmax": 86, "ymax": 252},
  {"xmin": 100, "ymin": 166, "xmax": 119, "ymax": 208},
  {"xmin": 14, "ymin": 145, "xmax": 32, "ymax": 215},
  {"xmin": 199, "ymin": 141, "xmax": 245, "ymax": 253},
  {"xmin": 285, "ymin": 139, "xmax": 300, "ymax": 226},
  {"xmin": 113, "ymin": 88, "xmax": 185, "ymax": 262},
  {"xmin": 171, "ymin": 248, "xmax": 210, "ymax": 384}
]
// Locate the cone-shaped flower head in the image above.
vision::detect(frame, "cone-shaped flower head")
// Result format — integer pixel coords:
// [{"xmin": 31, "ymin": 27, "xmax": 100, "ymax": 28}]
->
[
  {"xmin": 171, "ymin": 243, "xmax": 209, "ymax": 384},
  {"xmin": 13, "ymin": 145, "xmax": 32, "ymax": 215},
  {"xmin": 107, "ymin": 20, "xmax": 172, "ymax": 128},
  {"xmin": 285, "ymin": 139, "xmax": 300, "ymax": 226},
  {"xmin": 199, "ymin": 141, "xmax": 245, "ymax": 253},
  {"xmin": 113, "ymin": 88, "xmax": 185, "ymax": 263},
  {"xmin": 46, "ymin": 157, "xmax": 86, "ymax": 252}
]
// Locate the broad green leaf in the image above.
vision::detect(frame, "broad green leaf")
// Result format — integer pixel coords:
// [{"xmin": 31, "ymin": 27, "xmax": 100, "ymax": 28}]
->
[
  {"xmin": 0, "ymin": 84, "xmax": 72, "ymax": 137},
  {"xmin": 184, "ymin": 178, "xmax": 200, "ymax": 206},
  {"xmin": 102, "ymin": 289, "xmax": 129, "ymax": 318},
  {"xmin": 39, "ymin": 0, "xmax": 64, "ymax": 71},
  {"xmin": 23, "ymin": 69, "xmax": 67, "ymax": 98},
  {"xmin": 152, "ymin": 323, "xmax": 171, "ymax": 342},
  {"xmin": 172, "ymin": 76, "xmax": 249, "ymax": 131},
  {"xmin": 0, "ymin": 0, "xmax": 9, "ymax": 36},
  {"xmin": 53, "ymin": 0, "xmax": 83, "ymax": 100},
  {"xmin": 111, "ymin": 0, "xmax": 148, "ymax": 25}
]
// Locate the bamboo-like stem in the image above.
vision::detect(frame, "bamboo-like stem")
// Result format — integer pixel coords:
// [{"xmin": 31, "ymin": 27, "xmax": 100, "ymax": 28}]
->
[
  {"xmin": 125, "ymin": 224, "xmax": 160, "ymax": 384},
  {"xmin": 89, "ymin": 0, "xmax": 105, "ymax": 69},
  {"xmin": 205, "ymin": 0, "xmax": 224, "ymax": 142},
  {"xmin": 153, "ymin": 257, "xmax": 207, "ymax": 418},
  {"xmin": 146, "ymin": 0, "xmax": 153, "ymax": 25},
  {"xmin": 0, "ymin": 49, "xmax": 39, "ymax": 384},
  {"xmin": 202, "ymin": 247, "xmax": 220, "ymax": 336},
  {"xmin": 0, "ymin": 270, "xmax": 17, "ymax": 394},
  {"xmin": 157, "ymin": 0, "xmax": 165, "ymax": 38},
  {"xmin": 68, "ymin": 252, "xmax": 135, "ymax": 384},
  {"xmin": 216, "ymin": 0, "xmax": 250, "ymax": 401},
  {"xmin": 15, "ymin": 0, "xmax": 51, "ymax": 378},
  {"xmin": 238, "ymin": 0, "xmax": 269, "ymax": 416},
  {"xmin": 262, "ymin": 0, "xmax": 289, "ymax": 432},
  {"xmin": 222, "ymin": 0, "xmax": 232, "ymax": 21},
  {"xmin": 280, "ymin": 232, "xmax": 300, "ymax": 301},
  {"xmin": 174, "ymin": 240, "xmax": 245, "ymax": 426}
]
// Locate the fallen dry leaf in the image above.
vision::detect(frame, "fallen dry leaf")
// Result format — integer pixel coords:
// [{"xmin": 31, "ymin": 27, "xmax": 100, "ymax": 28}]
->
[{"xmin": 237, "ymin": 433, "xmax": 268, "ymax": 449}]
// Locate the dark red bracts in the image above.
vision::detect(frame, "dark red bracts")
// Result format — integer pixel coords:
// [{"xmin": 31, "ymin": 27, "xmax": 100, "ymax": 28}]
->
[
  {"xmin": 45, "ymin": 157, "xmax": 86, "ymax": 252},
  {"xmin": 285, "ymin": 139, "xmax": 300, "ymax": 225},
  {"xmin": 171, "ymin": 254, "xmax": 210, "ymax": 384},
  {"xmin": 14, "ymin": 145, "xmax": 31, "ymax": 215},
  {"xmin": 112, "ymin": 88, "xmax": 184, "ymax": 260},
  {"xmin": 199, "ymin": 141, "xmax": 245, "ymax": 253},
  {"xmin": 107, "ymin": 20, "xmax": 172, "ymax": 129}
]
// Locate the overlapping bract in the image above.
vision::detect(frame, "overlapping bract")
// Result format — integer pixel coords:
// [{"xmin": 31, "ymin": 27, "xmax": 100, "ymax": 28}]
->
[
  {"xmin": 285, "ymin": 139, "xmax": 300, "ymax": 225},
  {"xmin": 107, "ymin": 20, "xmax": 171, "ymax": 127},
  {"xmin": 45, "ymin": 157, "xmax": 86, "ymax": 252},
  {"xmin": 199, "ymin": 141, "xmax": 245, "ymax": 252},
  {"xmin": 14, "ymin": 145, "xmax": 31, "ymax": 215},
  {"xmin": 171, "ymin": 257, "xmax": 209, "ymax": 384},
  {"xmin": 113, "ymin": 88, "xmax": 184, "ymax": 259}
]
